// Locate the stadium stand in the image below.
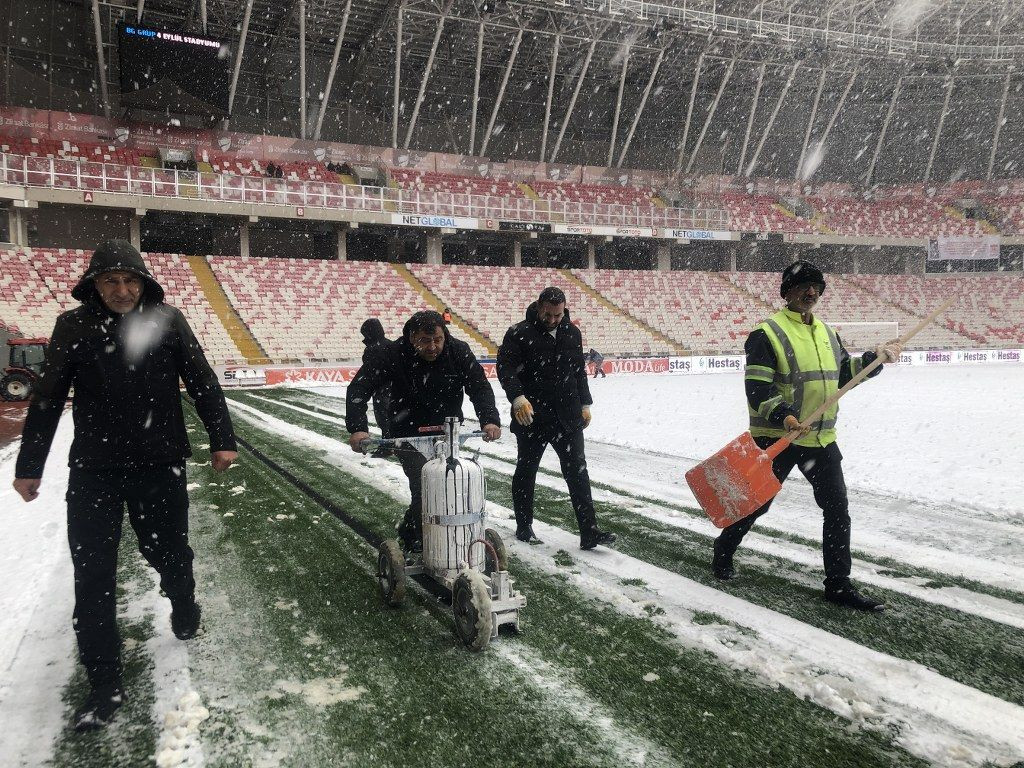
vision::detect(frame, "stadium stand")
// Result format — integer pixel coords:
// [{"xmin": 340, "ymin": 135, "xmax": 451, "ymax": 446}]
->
[
  {"xmin": 529, "ymin": 180, "xmax": 657, "ymax": 208},
  {"xmin": 810, "ymin": 197, "xmax": 990, "ymax": 238},
  {"xmin": 407, "ymin": 263, "xmax": 670, "ymax": 356},
  {"xmin": 726, "ymin": 270, "xmax": 974, "ymax": 349},
  {"xmin": 572, "ymin": 269, "xmax": 761, "ymax": 353},
  {"xmin": 721, "ymin": 194, "xmax": 817, "ymax": 234},
  {"xmin": 209, "ymin": 258, "xmax": 489, "ymax": 362}
]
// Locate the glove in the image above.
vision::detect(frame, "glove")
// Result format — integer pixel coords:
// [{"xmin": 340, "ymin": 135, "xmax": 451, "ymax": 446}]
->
[
  {"xmin": 783, "ymin": 414, "xmax": 810, "ymax": 437},
  {"xmin": 513, "ymin": 396, "xmax": 534, "ymax": 426},
  {"xmin": 875, "ymin": 340, "xmax": 903, "ymax": 363},
  {"xmin": 581, "ymin": 406, "xmax": 592, "ymax": 429}
]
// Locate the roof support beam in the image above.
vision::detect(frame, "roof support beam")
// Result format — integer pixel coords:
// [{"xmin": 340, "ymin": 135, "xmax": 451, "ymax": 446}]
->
[
  {"xmin": 674, "ymin": 53, "xmax": 704, "ymax": 175},
  {"xmin": 226, "ymin": 0, "xmax": 254, "ymax": 123},
  {"xmin": 313, "ymin": 0, "xmax": 353, "ymax": 141},
  {"xmin": 987, "ymin": 70, "xmax": 1011, "ymax": 180},
  {"xmin": 607, "ymin": 45, "xmax": 631, "ymax": 167},
  {"xmin": 550, "ymin": 37, "xmax": 599, "ymax": 164},
  {"xmin": 404, "ymin": 0, "xmax": 453, "ymax": 149},
  {"xmin": 616, "ymin": 47, "xmax": 665, "ymax": 168},
  {"xmin": 737, "ymin": 63, "xmax": 765, "ymax": 175},
  {"xmin": 136, "ymin": 0, "xmax": 145, "ymax": 22},
  {"xmin": 539, "ymin": 34, "xmax": 561, "ymax": 162},
  {"xmin": 924, "ymin": 76, "xmax": 954, "ymax": 182},
  {"xmin": 745, "ymin": 60, "xmax": 800, "ymax": 177},
  {"xmin": 200, "ymin": 0, "xmax": 207, "ymax": 32},
  {"xmin": 865, "ymin": 77, "xmax": 902, "ymax": 186},
  {"xmin": 392, "ymin": 3, "xmax": 404, "ymax": 149},
  {"xmin": 90, "ymin": 0, "xmax": 110, "ymax": 119},
  {"xmin": 684, "ymin": 58, "xmax": 736, "ymax": 176},
  {"xmin": 468, "ymin": 20, "xmax": 484, "ymax": 156},
  {"xmin": 795, "ymin": 68, "xmax": 828, "ymax": 178},
  {"xmin": 804, "ymin": 68, "xmax": 857, "ymax": 178},
  {"xmin": 480, "ymin": 28, "xmax": 523, "ymax": 157},
  {"xmin": 299, "ymin": 0, "xmax": 307, "ymax": 139}
]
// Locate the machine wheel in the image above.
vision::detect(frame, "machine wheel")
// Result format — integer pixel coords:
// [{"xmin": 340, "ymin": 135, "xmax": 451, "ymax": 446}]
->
[
  {"xmin": 0, "ymin": 372, "xmax": 33, "ymax": 402},
  {"xmin": 452, "ymin": 570, "xmax": 492, "ymax": 651},
  {"xmin": 377, "ymin": 539, "xmax": 406, "ymax": 607},
  {"xmin": 483, "ymin": 528, "xmax": 508, "ymax": 575}
]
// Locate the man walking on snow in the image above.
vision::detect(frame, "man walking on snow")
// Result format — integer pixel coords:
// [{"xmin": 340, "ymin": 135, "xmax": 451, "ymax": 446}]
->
[
  {"xmin": 497, "ymin": 287, "xmax": 616, "ymax": 550},
  {"xmin": 712, "ymin": 260, "xmax": 901, "ymax": 612},
  {"xmin": 12, "ymin": 240, "xmax": 237, "ymax": 730},
  {"xmin": 346, "ymin": 310, "xmax": 501, "ymax": 553}
]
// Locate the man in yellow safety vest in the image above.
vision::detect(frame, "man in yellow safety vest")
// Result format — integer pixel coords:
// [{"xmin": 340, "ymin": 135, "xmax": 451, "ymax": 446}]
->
[{"xmin": 712, "ymin": 260, "xmax": 901, "ymax": 612}]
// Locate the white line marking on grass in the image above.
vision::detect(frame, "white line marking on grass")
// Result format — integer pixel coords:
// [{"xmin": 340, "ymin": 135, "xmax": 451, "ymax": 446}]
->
[
  {"xmin": 248, "ymin": 393, "xmax": 1024, "ymax": 628},
  {"xmin": 228, "ymin": 397, "xmax": 1024, "ymax": 768}
]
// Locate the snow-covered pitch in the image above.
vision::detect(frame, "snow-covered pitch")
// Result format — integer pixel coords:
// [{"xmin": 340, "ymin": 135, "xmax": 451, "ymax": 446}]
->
[{"xmin": 1, "ymin": 366, "xmax": 1022, "ymax": 768}]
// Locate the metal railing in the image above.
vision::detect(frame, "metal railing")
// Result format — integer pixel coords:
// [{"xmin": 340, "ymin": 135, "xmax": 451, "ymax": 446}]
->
[{"xmin": 0, "ymin": 153, "xmax": 729, "ymax": 231}]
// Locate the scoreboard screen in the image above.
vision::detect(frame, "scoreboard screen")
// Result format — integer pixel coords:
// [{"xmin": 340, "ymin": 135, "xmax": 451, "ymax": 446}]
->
[{"xmin": 117, "ymin": 23, "xmax": 231, "ymax": 116}]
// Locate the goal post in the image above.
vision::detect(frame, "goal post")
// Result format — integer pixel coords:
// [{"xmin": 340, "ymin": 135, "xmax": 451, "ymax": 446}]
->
[{"xmin": 829, "ymin": 321, "xmax": 899, "ymax": 352}]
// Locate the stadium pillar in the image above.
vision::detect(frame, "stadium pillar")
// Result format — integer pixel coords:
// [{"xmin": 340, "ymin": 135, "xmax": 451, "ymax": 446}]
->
[
  {"xmin": 7, "ymin": 207, "xmax": 26, "ymax": 247},
  {"xmin": 684, "ymin": 59, "xmax": 736, "ymax": 175},
  {"xmin": 617, "ymin": 48, "xmax": 666, "ymax": 168},
  {"xmin": 540, "ymin": 35, "xmax": 561, "ymax": 162},
  {"xmin": 392, "ymin": 4, "xmax": 404, "ymax": 149},
  {"xmin": 745, "ymin": 61, "xmax": 801, "ymax": 178},
  {"xmin": 674, "ymin": 53, "xmax": 705, "ymax": 177},
  {"xmin": 796, "ymin": 68, "xmax": 828, "ymax": 179},
  {"xmin": 737, "ymin": 63, "xmax": 765, "ymax": 176},
  {"xmin": 988, "ymin": 71, "xmax": 1012, "ymax": 181},
  {"xmin": 607, "ymin": 45, "xmax": 632, "ymax": 167},
  {"xmin": 90, "ymin": 0, "xmax": 111, "ymax": 119},
  {"xmin": 336, "ymin": 225, "xmax": 348, "ymax": 261},
  {"xmin": 239, "ymin": 221, "xmax": 250, "ymax": 258},
  {"xmin": 865, "ymin": 78, "xmax": 902, "ymax": 187},
  {"xmin": 469, "ymin": 21, "xmax": 485, "ymax": 156},
  {"xmin": 512, "ymin": 238, "xmax": 522, "ymax": 268},
  {"xmin": 480, "ymin": 28, "xmax": 524, "ymax": 157},
  {"xmin": 130, "ymin": 214, "xmax": 141, "ymax": 250},
  {"xmin": 656, "ymin": 243, "xmax": 670, "ymax": 272},
  {"xmin": 549, "ymin": 37, "xmax": 599, "ymax": 164},
  {"xmin": 226, "ymin": 0, "xmax": 254, "ymax": 127},
  {"xmin": 587, "ymin": 241, "xmax": 596, "ymax": 270},
  {"xmin": 314, "ymin": 0, "xmax": 353, "ymax": 141},
  {"xmin": 426, "ymin": 233, "xmax": 442, "ymax": 265},
  {"xmin": 924, "ymin": 76, "xmax": 955, "ymax": 183},
  {"xmin": 729, "ymin": 249, "xmax": 737, "ymax": 272}
]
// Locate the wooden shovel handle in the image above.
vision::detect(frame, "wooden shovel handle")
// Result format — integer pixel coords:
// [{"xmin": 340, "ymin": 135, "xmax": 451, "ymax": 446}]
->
[{"xmin": 777, "ymin": 296, "xmax": 957, "ymax": 444}]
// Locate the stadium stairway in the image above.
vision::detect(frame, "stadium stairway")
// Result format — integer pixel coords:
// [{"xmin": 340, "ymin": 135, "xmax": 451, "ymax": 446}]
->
[
  {"xmin": 560, "ymin": 269, "xmax": 688, "ymax": 355},
  {"xmin": 391, "ymin": 264, "xmax": 499, "ymax": 356},
  {"xmin": 943, "ymin": 204, "xmax": 999, "ymax": 235},
  {"xmin": 518, "ymin": 183, "xmax": 541, "ymax": 201},
  {"xmin": 712, "ymin": 271, "xmax": 775, "ymax": 313},
  {"xmin": 187, "ymin": 256, "xmax": 271, "ymax": 364}
]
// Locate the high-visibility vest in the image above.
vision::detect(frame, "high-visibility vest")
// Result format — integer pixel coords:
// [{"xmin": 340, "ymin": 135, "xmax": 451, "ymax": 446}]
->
[{"xmin": 746, "ymin": 308, "xmax": 856, "ymax": 448}]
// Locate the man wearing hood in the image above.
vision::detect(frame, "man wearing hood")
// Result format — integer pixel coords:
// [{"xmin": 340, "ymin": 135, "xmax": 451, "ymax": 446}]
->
[
  {"xmin": 713, "ymin": 260, "xmax": 901, "ymax": 612},
  {"xmin": 359, "ymin": 318, "xmax": 392, "ymax": 441},
  {"xmin": 12, "ymin": 240, "xmax": 237, "ymax": 730},
  {"xmin": 346, "ymin": 310, "xmax": 500, "ymax": 552},
  {"xmin": 497, "ymin": 287, "xmax": 616, "ymax": 551}
]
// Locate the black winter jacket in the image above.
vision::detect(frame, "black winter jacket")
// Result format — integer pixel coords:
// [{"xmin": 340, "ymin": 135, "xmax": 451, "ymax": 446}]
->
[
  {"xmin": 16, "ymin": 297, "xmax": 236, "ymax": 478},
  {"xmin": 345, "ymin": 321, "xmax": 499, "ymax": 437},
  {"xmin": 496, "ymin": 302, "xmax": 592, "ymax": 435}
]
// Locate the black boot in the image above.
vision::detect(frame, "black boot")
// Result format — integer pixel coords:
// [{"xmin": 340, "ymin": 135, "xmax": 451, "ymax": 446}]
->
[
  {"xmin": 712, "ymin": 537, "xmax": 736, "ymax": 581},
  {"xmin": 170, "ymin": 596, "xmax": 202, "ymax": 640},
  {"xmin": 580, "ymin": 527, "xmax": 617, "ymax": 550},
  {"xmin": 824, "ymin": 585, "xmax": 885, "ymax": 612},
  {"xmin": 516, "ymin": 526, "xmax": 543, "ymax": 545},
  {"xmin": 73, "ymin": 682, "xmax": 126, "ymax": 731}
]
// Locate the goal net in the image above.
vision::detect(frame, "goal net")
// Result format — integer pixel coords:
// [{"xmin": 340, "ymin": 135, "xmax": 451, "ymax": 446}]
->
[{"xmin": 830, "ymin": 321, "xmax": 899, "ymax": 352}]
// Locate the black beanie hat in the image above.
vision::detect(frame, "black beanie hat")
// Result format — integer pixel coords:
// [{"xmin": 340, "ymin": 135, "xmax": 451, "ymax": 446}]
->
[{"xmin": 780, "ymin": 260, "xmax": 826, "ymax": 298}]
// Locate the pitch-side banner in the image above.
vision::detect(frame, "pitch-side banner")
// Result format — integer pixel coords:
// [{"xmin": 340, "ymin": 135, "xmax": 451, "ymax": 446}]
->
[
  {"xmin": 550, "ymin": 223, "xmax": 733, "ymax": 240},
  {"xmin": 928, "ymin": 235, "xmax": 1000, "ymax": 261}
]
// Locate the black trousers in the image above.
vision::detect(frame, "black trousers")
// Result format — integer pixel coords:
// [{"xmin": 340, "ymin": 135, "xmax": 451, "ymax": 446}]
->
[
  {"xmin": 716, "ymin": 437, "xmax": 852, "ymax": 591},
  {"xmin": 396, "ymin": 448, "xmax": 428, "ymax": 538},
  {"xmin": 512, "ymin": 422, "xmax": 598, "ymax": 536},
  {"xmin": 65, "ymin": 464, "xmax": 194, "ymax": 686},
  {"xmin": 592, "ymin": 366, "xmax": 606, "ymax": 378}
]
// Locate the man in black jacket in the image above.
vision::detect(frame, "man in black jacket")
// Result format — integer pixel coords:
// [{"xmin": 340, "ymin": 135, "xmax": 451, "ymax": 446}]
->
[
  {"xmin": 360, "ymin": 318, "xmax": 392, "ymax": 441},
  {"xmin": 12, "ymin": 240, "xmax": 237, "ymax": 730},
  {"xmin": 497, "ymin": 287, "xmax": 616, "ymax": 550},
  {"xmin": 346, "ymin": 310, "xmax": 500, "ymax": 552}
]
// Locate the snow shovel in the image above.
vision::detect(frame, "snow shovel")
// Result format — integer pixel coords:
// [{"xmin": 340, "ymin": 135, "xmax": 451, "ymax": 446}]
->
[{"xmin": 686, "ymin": 297, "xmax": 955, "ymax": 528}]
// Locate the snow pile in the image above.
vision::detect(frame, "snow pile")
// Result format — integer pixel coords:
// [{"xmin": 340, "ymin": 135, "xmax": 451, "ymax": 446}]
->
[{"xmin": 154, "ymin": 691, "xmax": 210, "ymax": 768}]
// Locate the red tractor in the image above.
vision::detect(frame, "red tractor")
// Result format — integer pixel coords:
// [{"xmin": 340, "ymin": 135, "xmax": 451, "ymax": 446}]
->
[{"xmin": 1, "ymin": 338, "xmax": 48, "ymax": 402}]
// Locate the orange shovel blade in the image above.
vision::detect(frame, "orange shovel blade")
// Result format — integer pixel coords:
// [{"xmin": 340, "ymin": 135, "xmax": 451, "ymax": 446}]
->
[{"xmin": 685, "ymin": 432, "xmax": 783, "ymax": 528}]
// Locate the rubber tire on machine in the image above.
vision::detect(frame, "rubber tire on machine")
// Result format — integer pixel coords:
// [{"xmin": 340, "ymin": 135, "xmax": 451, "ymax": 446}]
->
[
  {"xmin": 377, "ymin": 539, "xmax": 406, "ymax": 607},
  {"xmin": 483, "ymin": 528, "xmax": 508, "ymax": 575},
  {"xmin": 452, "ymin": 570, "xmax": 492, "ymax": 651},
  {"xmin": 0, "ymin": 372, "xmax": 33, "ymax": 402}
]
